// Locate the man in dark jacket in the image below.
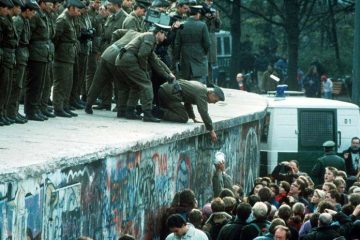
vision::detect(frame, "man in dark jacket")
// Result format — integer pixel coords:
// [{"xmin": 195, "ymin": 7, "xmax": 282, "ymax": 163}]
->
[
  {"xmin": 240, "ymin": 202, "xmax": 271, "ymax": 240},
  {"xmin": 217, "ymin": 203, "xmax": 252, "ymax": 240},
  {"xmin": 343, "ymin": 137, "xmax": 360, "ymax": 177},
  {"xmin": 311, "ymin": 140, "xmax": 345, "ymax": 185},
  {"xmin": 301, "ymin": 213, "xmax": 340, "ymax": 240}
]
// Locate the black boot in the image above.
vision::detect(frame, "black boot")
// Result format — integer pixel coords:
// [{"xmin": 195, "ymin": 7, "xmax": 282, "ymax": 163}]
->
[
  {"xmin": 152, "ymin": 106, "xmax": 165, "ymax": 119},
  {"xmin": 117, "ymin": 107, "xmax": 126, "ymax": 118},
  {"xmin": 64, "ymin": 108, "xmax": 78, "ymax": 117},
  {"xmin": 54, "ymin": 109, "xmax": 72, "ymax": 118},
  {"xmin": 93, "ymin": 104, "xmax": 111, "ymax": 110},
  {"xmin": 143, "ymin": 110, "xmax": 161, "ymax": 123},
  {"xmin": 84, "ymin": 104, "xmax": 93, "ymax": 114},
  {"xmin": 37, "ymin": 111, "xmax": 48, "ymax": 120},
  {"xmin": 26, "ymin": 113, "xmax": 44, "ymax": 121},
  {"xmin": 42, "ymin": 109, "xmax": 56, "ymax": 118},
  {"xmin": 126, "ymin": 107, "xmax": 142, "ymax": 120}
]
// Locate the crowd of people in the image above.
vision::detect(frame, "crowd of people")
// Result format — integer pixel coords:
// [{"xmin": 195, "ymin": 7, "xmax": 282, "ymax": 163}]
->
[
  {"xmin": 156, "ymin": 137, "xmax": 360, "ymax": 240},
  {"xmin": 0, "ymin": 0, "xmax": 224, "ymax": 134}
]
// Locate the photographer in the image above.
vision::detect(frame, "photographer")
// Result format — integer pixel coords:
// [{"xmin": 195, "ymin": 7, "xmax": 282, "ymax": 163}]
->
[{"xmin": 271, "ymin": 161, "xmax": 298, "ymax": 183}]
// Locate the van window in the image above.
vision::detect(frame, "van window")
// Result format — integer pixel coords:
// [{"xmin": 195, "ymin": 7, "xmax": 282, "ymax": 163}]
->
[{"xmin": 298, "ymin": 109, "xmax": 336, "ymax": 151}]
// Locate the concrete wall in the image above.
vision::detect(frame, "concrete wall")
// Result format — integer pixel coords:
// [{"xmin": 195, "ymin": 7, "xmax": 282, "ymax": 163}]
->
[{"xmin": 0, "ymin": 120, "xmax": 262, "ymax": 240}]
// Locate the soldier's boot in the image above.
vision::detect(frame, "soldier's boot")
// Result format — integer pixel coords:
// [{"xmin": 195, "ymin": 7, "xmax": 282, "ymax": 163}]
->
[
  {"xmin": 54, "ymin": 109, "xmax": 72, "ymax": 118},
  {"xmin": 117, "ymin": 107, "xmax": 126, "ymax": 118},
  {"xmin": 84, "ymin": 104, "xmax": 93, "ymax": 114},
  {"xmin": 152, "ymin": 106, "xmax": 165, "ymax": 119},
  {"xmin": 64, "ymin": 108, "xmax": 78, "ymax": 117},
  {"xmin": 93, "ymin": 103, "xmax": 111, "ymax": 111},
  {"xmin": 143, "ymin": 110, "xmax": 161, "ymax": 123},
  {"xmin": 125, "ymin": 107, "xmax": 142, "ymax": 120},
  {"xmin": 36, "ymin": 111, "xmax": 48, "ymax": 121},
  {"xmin": 41, "ymin": 109, "xmax": 56, "ymax": 118}
]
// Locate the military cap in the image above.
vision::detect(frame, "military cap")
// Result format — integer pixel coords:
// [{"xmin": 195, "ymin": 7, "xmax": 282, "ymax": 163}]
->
[
  {"xmin": 151, "ymin": 0, "xmax": 170, "ymax": 8},
  {"xmin": 323, "ymin": 140, "xmax": 335, "ymax": 148},
  {"xmin": 0, "ymin": 0, "xmax": 14, "ymax": 7},
  {"xmin": 151, "ymin": 22, "xmax": 171, "ymax": 32},
  {"xmin": 135, "ymin": 0, "xmax": 150, "ymax": 8},
  {"xmin": 65, "ymin": 0, "xmax": 85, "ymax": 8},
  {"xmin": 213, "ymin": 85, "xmax": 225, "ymax": 101},
  {"xmin": 22, "ymin": 0, "xmax": 40, "ymax": 9},
  {"xmin": 176, "ymin": 0, "xmax": 188, "ymax": 5},
  {"xmin": 187, "ymin": 0, "xmax": 196, "ymax": 5},
  {"xmin": 108, "ymin": 0, "xmax": 121, "ymax": 5},
  {"xmin": 189, "ymin": 4, "xmax": 202, "ymax": 14},
  {"xmin": 12, "ymin": 0, "xmax": 24, "ymax": 6}
]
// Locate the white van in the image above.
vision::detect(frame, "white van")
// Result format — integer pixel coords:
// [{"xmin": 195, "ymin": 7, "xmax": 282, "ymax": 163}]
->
[{"xmin": 260, "ymin": 96, "xmax": 360, "ymax": 175}]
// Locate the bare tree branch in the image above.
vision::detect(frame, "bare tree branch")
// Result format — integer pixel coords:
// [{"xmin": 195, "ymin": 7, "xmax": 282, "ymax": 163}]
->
[{"xmin": 240, "ymin": 4, "xmax": 285, "ymax": 27}]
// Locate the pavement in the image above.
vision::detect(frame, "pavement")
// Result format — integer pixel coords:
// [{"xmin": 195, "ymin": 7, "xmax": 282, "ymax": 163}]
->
[{"xmin": 0, "ymin": 89, "xmax": 268, "ymax": 181}]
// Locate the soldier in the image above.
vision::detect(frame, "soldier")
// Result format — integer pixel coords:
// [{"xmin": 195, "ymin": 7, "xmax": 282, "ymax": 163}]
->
[
  {"xmin": 94, "ymin": 0, "xmax": 128, "ymax": 111},
  {"xmin": 70, "ymin": 0, "xmax": 93, "ymax": 109},
  {"xmin": 116, "ymin": 23, "xmax": 175, "ymax": 122},
  {"xmin": 85, "ymin": 29, "xmax": 139, "ymax": 117},
  {"xmin": 0, "ymin": 0, "xmax": 17, "ymax": 126},
  {"xmin": 84, "ymin": 0, "xmax": 102, "ymax": 101},
  {"xmin": 122, "ymin": 0, "xmax": 150, "ymax": 32},
  {"xmin": 174, "ymin": 5, "xmax": 210, "ymax": 83},
  {"xmin": 121, "ymin": 0, "xmax": 132, "ymax": 13},
  {"xmin": 7, "ymin": 0, "xmax": 39, "ymax": 124},
  {"xmin": 52, "ymin": 0, "xmax": 84, "ymax": 117},
  {"xmin": 40, "ymin": 0, "xmax": 56, "ymax": 118},
  {"xmin": 156, "ymin": 79, "xmax": 224, "ymax": 142},
  {"xmin": 24, "ymin": 0, "xmax": 52, "ymax": 121}
]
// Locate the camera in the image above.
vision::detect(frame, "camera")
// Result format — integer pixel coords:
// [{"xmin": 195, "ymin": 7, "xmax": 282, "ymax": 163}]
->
[
  {"xmin": 80, "ymin": 28, "xmax": 96, "ymax": 42},
  {"xmin": 201, "ymin": 3, "xmax": 216, "ymax": 18},
  {"xmin": 145, "ymin": 8, "xmax": 171, "ymax": 26}
]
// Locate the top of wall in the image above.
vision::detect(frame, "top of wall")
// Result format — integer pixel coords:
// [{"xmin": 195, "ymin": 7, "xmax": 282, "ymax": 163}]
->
[{"xmin": 0, "ymin": 89, "xmax": 267, "ymax": 181}]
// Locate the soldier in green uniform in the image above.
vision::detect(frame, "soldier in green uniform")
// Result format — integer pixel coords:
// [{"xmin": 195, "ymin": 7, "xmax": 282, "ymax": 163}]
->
[
  {"xmin": 85, "ymin": 29, "xmax": 139, "ymax": 117},
  {"xmin": 121, "ymin": 0, "xmax": 132, "ymax": 13},
  {"xmin": 94, "ymin": 0, "xmax": 128, "ymax": 110},
  {"xmin": 0, "ymin": 0, "xmax": 17, "ymax": 126},
  {"xmin": 84, "ymin": 0, "xmax": 101, "ymax": 101},
  {"xmin": 7, "ymin": 0, "xmax": 39, "ymax": 124},
  {"xmin": 174, "ymin": 5, "xmax": 210, "ymax": 83},
  {"xmin": 70, "ymin": 0, "xmax": 93, "ymax": 109},
  {"xmin": 40, "ymin": 0, "xmax": 56, "ymax": 118},
  {"xmin": 122, "ymin": 0, "xmax": 149, "ymax": 32},
  {"xmin": 24, "ymin": 0, "xmax": 52, "ymax": 121},
  {"xmin": 157, "ymin": 80, "xmax": 224, "ymax": 142},
  {"xmin": 52, "ymin": 0, "xmax": 84, "ymax": 117},
  {"xmin": 116, "ymin": 24, "xmax": 175, "ymax": 122}
]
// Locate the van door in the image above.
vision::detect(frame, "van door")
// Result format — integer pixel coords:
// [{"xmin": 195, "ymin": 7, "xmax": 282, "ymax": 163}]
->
[{"xmin": 297, "ymin": 109, "xmax": 337, "ymax": 172}]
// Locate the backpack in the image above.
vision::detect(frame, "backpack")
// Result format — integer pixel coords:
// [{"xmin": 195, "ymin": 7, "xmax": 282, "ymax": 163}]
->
[{"xmin": 250, "ymin": 222, "xmax": 270, "ymax": 237}]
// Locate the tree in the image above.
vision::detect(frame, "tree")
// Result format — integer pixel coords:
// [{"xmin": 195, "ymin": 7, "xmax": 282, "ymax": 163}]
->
[
  {"xmin": 353, "ymin": 0, "xmax": 360, "ymax": 105},
  {"xmin": 229, "ymin": 0, "xmax": 242, "ymax": 88}
]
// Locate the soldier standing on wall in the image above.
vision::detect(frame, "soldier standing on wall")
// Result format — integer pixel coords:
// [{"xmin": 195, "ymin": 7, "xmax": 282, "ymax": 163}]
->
[{"xmin": 122, "ymin": 0, "xmax": 150, "ymax": 32}]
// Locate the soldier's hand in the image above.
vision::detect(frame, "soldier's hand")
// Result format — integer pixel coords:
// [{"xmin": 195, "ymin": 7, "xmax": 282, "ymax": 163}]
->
[
  {"xmin": 344, "ymin": 152, "xmax": 349, "ymax": 159},
  {"xmin": 172, "ymin": 82, "xmax": 182, "ymax": 94},
  {"xmin": 172, "ymin": 21, "xmax": 181, "ymax": 29},
  {"xmin": 210, "ymin": 130, "xmax": 217, "ymax": 143},
  {"xmin": 192, "ymin": 118, "xmax": 202, "ymax": 123}
]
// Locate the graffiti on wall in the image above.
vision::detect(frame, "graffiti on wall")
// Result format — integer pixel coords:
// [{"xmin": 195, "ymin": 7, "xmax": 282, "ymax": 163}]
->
[{"xmin": 0, "ymin": 119, "xmax": 262, "ymax": 240}]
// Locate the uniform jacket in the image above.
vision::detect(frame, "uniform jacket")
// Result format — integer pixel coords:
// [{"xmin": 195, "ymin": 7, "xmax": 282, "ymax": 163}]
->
[
  {"xmin": 174, "ymin": 17, "xmax": 210, "ymax": 79},
  {"xmin": 343, "ymin": 147, "xmax": 360, "ymax": 176},
  {"xmin": 54, "ymin": 9, "xmax": 78, "ymax": 64},
  {"xmin": 311, "ymin": 152, "xmax": 345, "ymax": 184},
  {"xmin": 76, "ymin": 12, "xmax": 93, "ymax": 55},
  {"xmin": 0, "ymin": 15, "xmax": 18, "ymax": 68},
  {"xmin": 102, "ymin": 9, "xmax": 128, "ymax": 50},
  {"xmin": 13, "ymin": 15, "xmax": 30, "ymax": 66},
  {"xmin": 88, "ymin": 7, "xmax": 104, "ymax": 54},
  {"xmin": 29, "ymin": 10, "xmax": 52, "ymax": 63},
  {"xmin": 122, "ymin": 11, "xmax": 145, "ymax": 32},
  {"xmin": 160, "ymin": 80, "xmax": 214, "ymax": 131}
]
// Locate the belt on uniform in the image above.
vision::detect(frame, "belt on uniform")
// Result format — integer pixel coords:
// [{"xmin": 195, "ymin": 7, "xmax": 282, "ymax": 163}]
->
[{"xmin": 30, "ymin": 40, "xmax": 51, "ymax": 45}]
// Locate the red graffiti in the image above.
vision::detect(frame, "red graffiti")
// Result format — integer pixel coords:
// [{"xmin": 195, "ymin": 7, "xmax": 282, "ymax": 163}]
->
[{"xmin": 152, "ymin": 153, "xmax": 168, "ymax": 175}]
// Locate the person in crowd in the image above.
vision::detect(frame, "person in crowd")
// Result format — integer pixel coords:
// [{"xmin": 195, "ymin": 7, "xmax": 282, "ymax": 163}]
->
[
  {"xmin": 165, "ymin": 214, "xmax": 209, "ymax": 240},
  {"xmin": 312, "ymin": 140, "xmax": 345, "ymax": 185},
  {"xmin": 303, "ymin": 65, "xmax": 320, "ymax": 98},
  {"xmin": 343, "ymin": 137, "xmax": 360, "ymax": 178},
  {"xmin": 217, "ymin": 202, "xmax": 252, "ymax": 240},
  {"xmin": 274, "ymin": 225, "xmax": 291, "ymax": 240},
  {"xmin": 240, "ymin": 201, "xmax": 270, "ymax": 240},
  {"xmin": 211, "ymin": 151, "xmax": 233, "ymax": 197},
  {"xmin": 308, "ymin": 189, "xmax": 326, "ymax": 213},
  {"xmin": 321, "ymin": 75, "xmax": 333, "ymax": 99},
  {"xmin": 324, "ymin": 166, "xmax": 338, "ymax": 183},
  {"xmin": 277, "ymin": 204, "xmax": 299, "ymax": 240},
  {"xmin": 300, "ymin": 213, "xmax": 341, "ymax": 240},
  {"xmin": 236, "ymin": 73, "xmax": 245, "ymax": 90}
]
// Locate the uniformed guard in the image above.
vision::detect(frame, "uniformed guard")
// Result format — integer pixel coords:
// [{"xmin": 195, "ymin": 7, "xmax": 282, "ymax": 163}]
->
[
  {"xmin": 157, "ymin": 80, "xmax": 224, "ymax": 142},
  {"xmin": 122, "ymin": 0, "xmax": 150, "ymax": 32},
  {"xmin": 7, "ymin": 0, "xmax": 39, "ymax": 124},
  {"xmin": 116, "ymin": 23, "xmax": 175, "ymax": 122},
  {"xmin": 24, "ymin": 0, "xmax": 52, "ymax": 121},
  {"xmin": 85, "ymin": 29, "xmax": 139, "ymax": 117},
  {"xmin": 93, "ymin": 0, "xmax": 128, "ymax": 111},
  {"xmin": 121, "ymin": 0, "xmax": 132, "ymax": 13},
  {"xmin": 40, "ymin": 0, "xmax": 56, "ymax": 118},
  {"xmin": 0, "ymin": 0, "xmax": 18, "ymax": 126},
  {"xmin": 52, "ymin": 0, "xmax": 84, "ymax": 117},
  {"xmin": 174, "ymin": 5, "xmax": 210, "ymax": 83}
]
